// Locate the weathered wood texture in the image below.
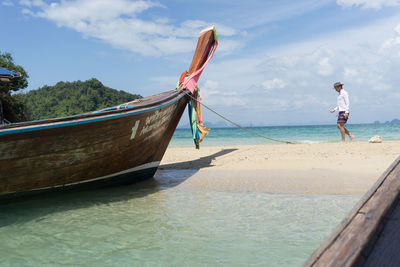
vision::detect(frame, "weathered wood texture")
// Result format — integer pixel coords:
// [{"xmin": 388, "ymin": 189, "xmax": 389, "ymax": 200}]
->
[
  {"xmin": 0, "ymin": 91, "xmax": 187, "ymax": 195},
  {"xmin": 188, "ymin": 30, "xmax": 215, "ymax": 74},
  {"xmin": 304, "ymin": 156, "xmax": 400, "ymax": 267},
  {"xmin": 0, "ymin": 91, "xmax": 178, "ymax": 130},
  {"xmin": 360, "ymin": 194, "xmax": 400, "ymax": 267}
]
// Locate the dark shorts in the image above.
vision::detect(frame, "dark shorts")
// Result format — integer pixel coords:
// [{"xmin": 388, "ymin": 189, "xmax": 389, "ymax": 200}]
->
[{"xmin": 337, "ymin": 111, "xmax": 349, "ymax": 124}]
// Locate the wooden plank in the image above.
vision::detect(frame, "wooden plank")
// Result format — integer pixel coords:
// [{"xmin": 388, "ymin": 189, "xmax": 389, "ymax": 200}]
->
[
  {"xmin": 188, "ymin": 29, "xmax": 215, "ymax": 74},
  {"xmin": 0, "ymin": 119, "xmax": 131, "ymax": 160},
  {"xmin": 304, "ymin": 156, "xmax": 400, "ymax": 266},
  {"xmin": 313, "ymin": 185, "xmax": 396, "ymax": 266},
  {"xmin": 361, "ymin": 196, "xmax": 400, "ymax": 266}
]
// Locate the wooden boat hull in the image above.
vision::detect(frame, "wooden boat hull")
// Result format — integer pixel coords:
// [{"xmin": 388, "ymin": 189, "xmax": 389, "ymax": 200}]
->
[
  {"xmin": 0, "ymin": 25, "xmax": 217, "ymax": 201},
  {"xmin": 0, "ymin": 90, "xmax": 187, "ymax": 200}
]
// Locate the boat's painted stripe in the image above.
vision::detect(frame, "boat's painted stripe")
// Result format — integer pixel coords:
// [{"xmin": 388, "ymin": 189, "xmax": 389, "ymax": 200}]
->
[
  {"xmin": 5, "ymin": 161, "xmax": 161, "ymax": 195},
  {"xmin": 60, "ymin": 161, "xmax": 160, "ymax": 187},
  {"xmin": 0, "ymin": 92, "xmax": 185, "ymax": 136}
]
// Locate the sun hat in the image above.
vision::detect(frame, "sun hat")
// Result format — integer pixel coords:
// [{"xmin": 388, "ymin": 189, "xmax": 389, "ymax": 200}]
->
[{"xmin": 333, "ymin": 82, "xmax": 343, "ymax": 88}]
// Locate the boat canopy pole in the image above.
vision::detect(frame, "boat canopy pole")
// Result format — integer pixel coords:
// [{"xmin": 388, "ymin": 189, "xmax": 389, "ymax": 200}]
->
[{"xmin": 0, "ymin": 97, "xmax": 3, "ymax": 125}]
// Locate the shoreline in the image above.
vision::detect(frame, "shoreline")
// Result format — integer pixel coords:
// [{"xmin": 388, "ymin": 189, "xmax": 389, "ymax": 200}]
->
[{"xmin": 159, "ymin": 141, "xmax": 400, "ymax": 195}]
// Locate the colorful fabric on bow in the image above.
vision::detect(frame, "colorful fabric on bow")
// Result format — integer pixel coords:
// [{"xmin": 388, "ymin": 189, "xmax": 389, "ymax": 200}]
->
[
  {"xmin": 187, "ymin": 86, "xmax": 209, "ymax": 149},
  {"xmin": 176, "ymin": 27, "xmax": 218, "ymax": 148}
]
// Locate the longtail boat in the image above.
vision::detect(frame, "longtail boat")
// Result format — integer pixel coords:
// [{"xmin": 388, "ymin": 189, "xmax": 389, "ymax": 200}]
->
[{"xmin": 0, "ymin": 26, "xmax": 218, "ymax": 201}]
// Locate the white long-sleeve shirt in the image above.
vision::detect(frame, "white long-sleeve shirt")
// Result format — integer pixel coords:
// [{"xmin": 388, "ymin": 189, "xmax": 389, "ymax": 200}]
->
[{"xmin": 333, "ymin": 89, "xmax": 350, "ymax": 114}]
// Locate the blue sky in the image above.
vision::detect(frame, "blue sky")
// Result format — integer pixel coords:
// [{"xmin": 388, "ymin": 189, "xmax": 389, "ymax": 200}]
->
[{"xmin": 1, "ymin": 0, "xmax": 400, "ymax": 125}]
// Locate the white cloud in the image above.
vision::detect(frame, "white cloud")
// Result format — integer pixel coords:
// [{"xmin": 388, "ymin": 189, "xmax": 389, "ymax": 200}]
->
[
  {"xmin": 318, "ymin": 57, "xmax": 334, "ymax": 76},
  {"xmin": 390, "ymin": 92, "xmax": 400, "ymax": 99},
  {"xmin": 380, "ymin": 24, "xmax": 400, "ymax": 57},
  {"xmin": 150, "ymin": 76, "xmax": 178, "ymax": 89},
  {"xmin": 337, "ymin": 0, "xmax": 400, "ymax": 9},
  {"xmin": 292, "ymin": 95, "xmax": 329, "ymax": 109},
  {"xmin": 19, "ymin": 0, "xmax": 240, "ymax": 57},
  {"xmin": 191, "ymin": 15, "xmax": 400, "ymax": 124},
  {"xmin": 217, "ymin": 39, "xmax": 245, "ymax": 57},
  {"xmin": 262, "ymin": 78, "xmax": 286, "ymax": 90},
  {"xmin": 16, "ymin": 1, "xmax": 400, "ymax": 124},
  {"xmin": 343, "ymin": 67, "xmax": 358, "ymax": 78},
  {"xmin": 222, "ymin": 0, "xmax": 332, "ymax": 29},
  {"xmin": 19, "ymin": 0, "xmax": 45, "ymax": 7},
  {"xmin": 2, "ymin": 0, "xmax": 14, "ymax": 6},
  {"xmin": 203, "ymin": 80, "xmax": 219, "ymax": 90}
]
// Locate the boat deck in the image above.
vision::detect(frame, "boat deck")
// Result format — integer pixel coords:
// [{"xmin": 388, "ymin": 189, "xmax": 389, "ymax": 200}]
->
[{"xmin": 305, "ymin": 156, "xmax": 400, "ymax": 266}]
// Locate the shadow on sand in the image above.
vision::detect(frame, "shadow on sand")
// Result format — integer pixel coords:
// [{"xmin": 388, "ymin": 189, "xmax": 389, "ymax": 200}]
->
[
  {"xmin": 0, "ymin": 149, "xmax": 237, "ymax": 227},
  {"xmin": 159, "ymin": 148, "xmax": 237, "ymax": 170}
]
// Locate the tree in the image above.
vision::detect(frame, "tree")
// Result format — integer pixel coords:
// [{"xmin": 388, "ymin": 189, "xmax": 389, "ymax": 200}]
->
[
  {"xmin": 0, "ymin": 52, "xmax": 29, "ymax": 122},
  {"xmin": 21, "ymin": 78, "xmax": 142, "ymax": 120},
  {"xmin": 0, "ymin": 52, "xmax": 142, "ymax": 122}
]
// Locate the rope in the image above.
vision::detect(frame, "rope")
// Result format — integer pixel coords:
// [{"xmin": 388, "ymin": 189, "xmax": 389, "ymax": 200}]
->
[{"xmin": 182, "ymin": 90, "xmax": 295, "ymax": 144}]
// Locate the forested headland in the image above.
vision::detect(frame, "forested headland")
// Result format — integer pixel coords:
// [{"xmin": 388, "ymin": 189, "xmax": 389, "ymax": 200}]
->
[
  {"xmin": 19, "ymin": 78, "xmax": 142, "ymax": 120},
  {"xmin": 1, "ymin": 51, "xmax": 142, "ymax": 122}
]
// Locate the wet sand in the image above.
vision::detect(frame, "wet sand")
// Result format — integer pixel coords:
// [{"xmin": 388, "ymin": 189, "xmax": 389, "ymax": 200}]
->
[{"xmin": 159, "ymin": 141, "xmax": 400, "ymax": 195}]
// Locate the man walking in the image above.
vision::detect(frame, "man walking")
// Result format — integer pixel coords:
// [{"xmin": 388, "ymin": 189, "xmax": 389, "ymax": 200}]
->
[{"xmin": 330, "ymin": 82, "xmax": 355, "ymax": 143}]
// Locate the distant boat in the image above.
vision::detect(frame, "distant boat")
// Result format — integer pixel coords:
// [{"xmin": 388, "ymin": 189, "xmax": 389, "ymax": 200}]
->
[
  {"xmin": 0, "ymin": 26, "xmax": 218, "ymax": 201},
  {"xmin": 0, "ymin": 67, "xmax": 22, "ymax": 124},
  {"xmin": 0, "ymin": 67, "xmax": 22, "ymax": 83}
]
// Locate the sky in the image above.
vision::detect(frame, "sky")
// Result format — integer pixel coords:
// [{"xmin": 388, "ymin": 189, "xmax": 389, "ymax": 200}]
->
[{"xmin": 1, "ymin": 0, "xmax": 400, "ymax": 126}]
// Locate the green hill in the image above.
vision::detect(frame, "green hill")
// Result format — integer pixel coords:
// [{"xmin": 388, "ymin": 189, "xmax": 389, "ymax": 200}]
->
[{"xmin": 20, "ymin": 78, "xmax": 142, "ymax": 120}]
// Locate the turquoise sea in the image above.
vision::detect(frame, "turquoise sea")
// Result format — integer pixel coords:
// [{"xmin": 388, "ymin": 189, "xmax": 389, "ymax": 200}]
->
[
  {"xmin": 172, "ymin": 123, "xmax": 400, "ymax": 147},
  {"xmin": 1, "ymin": 123, "xmax": 398, "ymax": 266}
]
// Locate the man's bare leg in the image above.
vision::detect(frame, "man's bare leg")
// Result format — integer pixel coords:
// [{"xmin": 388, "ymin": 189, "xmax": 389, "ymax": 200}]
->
[
  {"xmin": 343, "ymin": 125, "xmax": 355, "ymax": 142},
  {"xmin": 337, "ymin": 123, "xmax": 346, "ymax": 142}
]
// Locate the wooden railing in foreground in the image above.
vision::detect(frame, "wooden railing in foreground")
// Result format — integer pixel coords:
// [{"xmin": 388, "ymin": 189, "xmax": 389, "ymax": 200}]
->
[{"xmin": 304, "ymin": 156, "xmax": 400, "ymax": 267}]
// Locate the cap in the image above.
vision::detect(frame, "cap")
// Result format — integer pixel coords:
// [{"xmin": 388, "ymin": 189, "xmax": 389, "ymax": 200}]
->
[{"xmin": 333, "ymin": 82, "xmax": 343, "ymax": 88}]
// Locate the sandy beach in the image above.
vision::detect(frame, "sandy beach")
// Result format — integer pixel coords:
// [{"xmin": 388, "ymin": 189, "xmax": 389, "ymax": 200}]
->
[{"xmin": 159, "ymin": 141, "xmax": 400, "ymax": 195}]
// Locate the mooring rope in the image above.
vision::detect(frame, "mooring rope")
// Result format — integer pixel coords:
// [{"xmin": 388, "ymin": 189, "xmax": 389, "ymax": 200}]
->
[{"xmin": 182, "ymin": 90, "xmax": 295, "ymax": 144}]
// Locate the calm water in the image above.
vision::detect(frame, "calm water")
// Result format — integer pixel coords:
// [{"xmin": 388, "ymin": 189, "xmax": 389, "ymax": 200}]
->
[
  {"xmin": 2, "ymin": 123, "xmax": 390, "ymax": 266},
  {"xmin": 0, "ymin": 172, "xmax": 359, "ymax": 266},
  {"xmin": 172, "ymin": 123, "xmax": 400, "ymax": 147}
]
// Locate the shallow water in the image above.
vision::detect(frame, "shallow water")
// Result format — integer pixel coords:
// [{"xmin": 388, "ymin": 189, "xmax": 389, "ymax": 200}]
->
[{"xmin": 0, "ymin": 170, "xmax": 359, "ymax": 266}]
